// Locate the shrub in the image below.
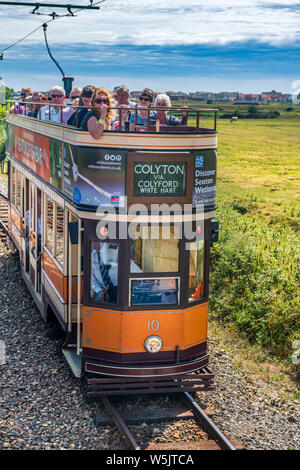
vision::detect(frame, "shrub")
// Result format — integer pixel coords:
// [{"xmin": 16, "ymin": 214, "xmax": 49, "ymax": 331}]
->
[{"xmin": 209, "ymin": 204, "xmax": 300, "ymax": 359}]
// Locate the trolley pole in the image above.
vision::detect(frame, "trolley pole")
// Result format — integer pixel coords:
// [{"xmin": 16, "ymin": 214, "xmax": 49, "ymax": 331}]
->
[{"xmin": 42, "ymin": 23, "xmax": 74, "ymax": 98}]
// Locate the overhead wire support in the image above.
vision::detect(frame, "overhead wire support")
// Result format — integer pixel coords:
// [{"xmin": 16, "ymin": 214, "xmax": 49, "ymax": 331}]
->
[
  {"xmin": 0, "ymin": 0, "xmax": 106, "ymax": 92},
  {"xmin": 0, "ymin": 0, "xmax": 106, "ymax": 55},
  {"xmin": 0, "ymin": 2, "xmax": 100, "ymax": 12}
]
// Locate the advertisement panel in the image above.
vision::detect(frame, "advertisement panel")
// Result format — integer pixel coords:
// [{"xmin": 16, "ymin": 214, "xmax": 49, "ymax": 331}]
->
[
  {"xmin": 63, "ymin": 144, "xmax": 126, "ymax": 207},
  {"xmin": 9, "ymin": 124, "xmax": 51, "ymax": 182},
  {"xmin": 192, "ymin": 150, "xmax": 217, "ymax": 208}
]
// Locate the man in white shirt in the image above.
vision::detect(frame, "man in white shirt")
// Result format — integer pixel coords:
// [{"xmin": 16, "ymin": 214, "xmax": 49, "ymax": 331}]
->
[{"xmin": 40, "ymin": 86, "xmax": 73, "ymax": 124}]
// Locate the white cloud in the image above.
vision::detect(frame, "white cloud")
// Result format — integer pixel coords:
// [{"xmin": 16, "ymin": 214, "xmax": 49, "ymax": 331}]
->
[{"xmin": 0, "ymin": 0, "xmax": 300, "ymax": 50}]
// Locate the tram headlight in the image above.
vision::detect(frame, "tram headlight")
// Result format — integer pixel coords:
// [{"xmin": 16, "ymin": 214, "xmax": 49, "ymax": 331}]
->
[{"xmin": 144, "ymin": 336, "xmax": 162, "ymax": 353}]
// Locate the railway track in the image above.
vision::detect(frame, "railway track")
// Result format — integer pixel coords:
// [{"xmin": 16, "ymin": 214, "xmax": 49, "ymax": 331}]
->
[{"xmin": 94, "ymin": 392, "xmax": 244, "ymax": 451}]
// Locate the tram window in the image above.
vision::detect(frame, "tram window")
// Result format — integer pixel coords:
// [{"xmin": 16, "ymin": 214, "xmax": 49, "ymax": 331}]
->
[
  {"xmin": 130, "ymin": 278, "xmax": 179, "ymax": 306},
  {"xmin": 29, "ymin": 186, "xmax": 34, "ymax": 231},
  {"xmin": 11, "ymin": 167, "xmax": 16, "ymax": 207},
  {"xmin": 16, "ymin": 172, "xmax": 22, "ymax": 213},
  {"xmin": 45, "ymin": 197, "xmax": 54, "ymax": 254},
  {"xmin": 130, "ymin": 225, "xmax": 179, "ymax": 273},
  {"xmin": 188, "ymin": 240, "xmax": 205, "ymax": 302},
  {"xmin": 55, "ymin": 205, "xmax": 64, "ymax": 266},
  {"xmin": 90, "ymin": 241, "xmax": 119, "ymax": 305}
]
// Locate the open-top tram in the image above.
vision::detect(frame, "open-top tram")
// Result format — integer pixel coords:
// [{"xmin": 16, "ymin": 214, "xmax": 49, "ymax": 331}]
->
[{"xmin": 5, "ymin": 104, "xmax": 218, "ymax": 395}]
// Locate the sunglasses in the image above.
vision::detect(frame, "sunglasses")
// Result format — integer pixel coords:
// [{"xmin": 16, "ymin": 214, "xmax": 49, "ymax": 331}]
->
[
  {"xmin": 82, "ymin": 91, "xmax": 93, "ymax": 98},
  {"xmin": 21, "ymin": 93, "xmax": 27, "ymax": 96},
  {"xmin": 94, "ymin": 98, "xmax": 108, "ymax": 104},
  {"xmin": 71, "ymin": 95, "xmax": 80, "ymax": 100},
  {"xmin": 139, "ymin": 96, "xmax": 150, "ymax": 102},
  {"xmin": 51, "ymin": 94, "xmax": 64, "ymax": 98}
]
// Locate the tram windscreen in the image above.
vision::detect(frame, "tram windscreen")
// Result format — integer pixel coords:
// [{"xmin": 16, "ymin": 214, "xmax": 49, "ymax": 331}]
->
[
  {"xmin": 130, "ymin": 278, "xmax": 179, "ymax": 306},
  {"xmin": 188, "ymin": 240, "xmax": 205, "ymax": 302},
  {"xmin": 130, "ymin": 225, "xmax": 179, "ymax": 273}
]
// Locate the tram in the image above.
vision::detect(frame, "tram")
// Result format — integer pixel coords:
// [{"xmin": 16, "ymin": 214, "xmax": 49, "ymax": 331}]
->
[{"xmin": 5, "ymin": 103, "xmax": 219, "ymax": 395}]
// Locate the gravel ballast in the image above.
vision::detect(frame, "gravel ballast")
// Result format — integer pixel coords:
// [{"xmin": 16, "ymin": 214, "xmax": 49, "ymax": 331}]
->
[{"xmin": 0, "ymin": 231, "xmax": 299, "ymax": 450}]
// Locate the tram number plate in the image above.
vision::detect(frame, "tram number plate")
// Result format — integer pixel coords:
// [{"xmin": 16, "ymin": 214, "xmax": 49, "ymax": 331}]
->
[{"xmin": 147, "ymin": 319, "xmax": 160, "ymax": 331}]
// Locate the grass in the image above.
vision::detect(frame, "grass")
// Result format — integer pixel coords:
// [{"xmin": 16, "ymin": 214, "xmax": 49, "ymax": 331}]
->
[
  {"xmin": 216, "ymin": 117, "xmax": 300, "ymax": 231},
  {"xmin": 208, "ymin": 320, "xmax": 299, "ymax": 401},
  {"xmin": 186, "ymin": 113, "xmax": 300, "ymax": 230}
]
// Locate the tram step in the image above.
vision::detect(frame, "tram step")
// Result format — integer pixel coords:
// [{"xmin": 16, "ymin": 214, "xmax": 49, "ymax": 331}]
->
[{"xmin": 62, "ymin": 348, "xmax": 82, "ymax": 378}]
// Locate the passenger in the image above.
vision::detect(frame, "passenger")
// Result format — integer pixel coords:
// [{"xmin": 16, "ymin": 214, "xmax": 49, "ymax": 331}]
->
[
  {"xmin": 24, "ymin": 92, "xmax": 43, "ymax": 118},
  {"xmin": 154, "ymin": 93, "xmax": 188, "ymax": 126},
  {"xmin": 114, "ymin": 85, "xmax": 136, "ymax": 108},
  {"xmin": 22, "ymin": 95, "xmax": 33, "ymax": 115},
  {"xmin": 129, "ymin": 88, "xmax": 155, "ymax": 130},
  {"xmin": 70, "ymin": 87, "xmax": 82, "ymax": 103},
  {"xmin": 40, "ymin": 86, "xmax": 73, "ymax": 124},
  {"xmin": 67, "ymin": 85, "xmax": 95, "ymax": 128},
  {"xmin": 9, "ymin": 86, "xmax": 32, "ymax": 114},
  {"xmin": 80, "ymin": 87, "xmax": 113, "ymax": 139}
]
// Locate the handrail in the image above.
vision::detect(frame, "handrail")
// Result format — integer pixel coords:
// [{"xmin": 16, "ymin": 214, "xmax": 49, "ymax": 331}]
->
[{"xmin": 5, "ymin": 100, "xmax": 219, "ymax": 131}]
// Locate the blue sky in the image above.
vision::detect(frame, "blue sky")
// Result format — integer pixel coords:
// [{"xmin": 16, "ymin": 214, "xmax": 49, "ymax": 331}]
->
[{"xmin": 0, "ymin": 0, "xmax": 300, "ymax": 93}]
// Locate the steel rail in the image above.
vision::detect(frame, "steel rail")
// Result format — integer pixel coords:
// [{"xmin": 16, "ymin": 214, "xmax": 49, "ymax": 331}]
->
[
  {"xmin": 183, "ymin": 391, "xmax": 236, "ymax": 450},
  {"xmin": 101, "ymin": 396, "xmax": 141, "ymax": 451}
]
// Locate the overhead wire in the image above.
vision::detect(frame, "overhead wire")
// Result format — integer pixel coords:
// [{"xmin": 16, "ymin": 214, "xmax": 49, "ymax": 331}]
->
[{"xmin": 0, "ymin": 0, "xmax": 106, "ymax": 56}]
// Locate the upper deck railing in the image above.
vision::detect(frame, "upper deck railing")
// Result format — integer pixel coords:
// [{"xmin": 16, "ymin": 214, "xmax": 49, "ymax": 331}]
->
[{"xmin": 5, "ymin": 100, "xmax": 218, "ymax": 133}]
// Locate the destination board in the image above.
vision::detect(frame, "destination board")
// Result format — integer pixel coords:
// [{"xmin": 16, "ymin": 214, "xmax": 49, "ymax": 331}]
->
[{"xmin": 133, "ymin": 161, "xmax": 187, "ymax": 197}]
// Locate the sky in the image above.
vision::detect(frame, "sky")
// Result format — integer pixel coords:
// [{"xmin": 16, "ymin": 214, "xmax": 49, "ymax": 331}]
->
[{"xmin": 0, "ymin": 0, "xmax": 300, "ymax": 93}]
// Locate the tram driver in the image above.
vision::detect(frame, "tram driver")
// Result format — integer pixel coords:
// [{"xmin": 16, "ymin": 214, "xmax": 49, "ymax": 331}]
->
[
  {"xmin": 90, "ymin": 242, "xmax": 142, "ymax": 304},
  {"xmin": 90, "ymin": 242, "xmax": 119, "ymax": 304}
]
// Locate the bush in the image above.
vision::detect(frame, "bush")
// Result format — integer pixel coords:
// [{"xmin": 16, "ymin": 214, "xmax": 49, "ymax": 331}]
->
[{"xmin": 209, "ymin": 204, "xmax": 300, "ymax": 359}]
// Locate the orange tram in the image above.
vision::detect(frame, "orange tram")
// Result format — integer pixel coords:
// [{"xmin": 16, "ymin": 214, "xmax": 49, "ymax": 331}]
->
[{"xmin": 5, "ymin": 105, "xmax": 219, "ymax": 396}]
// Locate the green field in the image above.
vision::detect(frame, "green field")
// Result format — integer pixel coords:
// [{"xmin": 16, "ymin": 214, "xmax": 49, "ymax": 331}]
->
[{"xmin": 214, "ymin": 117, "xmax": 300, "ymax": 230}]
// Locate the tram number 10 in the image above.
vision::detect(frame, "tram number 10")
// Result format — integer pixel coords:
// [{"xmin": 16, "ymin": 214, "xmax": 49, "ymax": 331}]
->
[{"xmin": 147, "ymin": 319, "xmax": 160, "ymax": 332}]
